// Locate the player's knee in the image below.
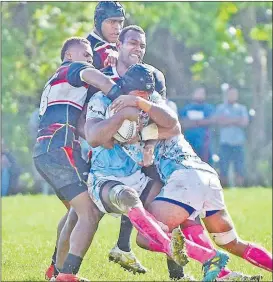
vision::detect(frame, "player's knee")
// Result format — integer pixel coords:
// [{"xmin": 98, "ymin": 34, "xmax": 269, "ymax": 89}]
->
[
  {"xmin": 119, "ymin": 187, "xmax": 140, "ymax": 209},
  {"xmin": 109, "ymin": 185, "xmax": 141, "ymax": 213},
  {"xmin": 210, "ymin": 228, "xmax": 239, "ymax": 247}
]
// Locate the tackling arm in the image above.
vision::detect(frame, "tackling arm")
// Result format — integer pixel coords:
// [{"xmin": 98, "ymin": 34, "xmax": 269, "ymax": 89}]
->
[
  {"xmin": 85, "ymin": 107, "xmax": 140, "ymax": 148},
  {"xmin": 67, "ymin": 62, "xmax": 122, "ymax": 101}
]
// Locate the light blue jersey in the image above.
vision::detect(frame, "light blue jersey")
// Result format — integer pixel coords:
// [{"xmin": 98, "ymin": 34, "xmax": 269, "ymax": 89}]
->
[
  {"xmin": 154, "ymin": 134, "xmax": 217, "ymax": 183},
  {"xmin": 86, "ymin": 92, "xmax": 142, "ymax": 179}
]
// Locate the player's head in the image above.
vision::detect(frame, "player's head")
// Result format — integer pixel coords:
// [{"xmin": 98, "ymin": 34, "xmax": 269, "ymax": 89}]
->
[
  {"xmin": 94, "ymin": 1, "xmax": 125, "ymax": 43},
  {"xmin": 192, "ymin": 87, "xmax": 206, "ymax": 103},
  {"xmin": 117, "ymin": 25, "xmax": 146, "ymax": 68},
  {"xmin": 121, "ymin": 63, "xmax": 155, "ymax": 98},
  {"xmin": 61, "ymin": 37, "xmax": 93, "ymax": 63},
  {"xmin": 226, "ymin": 87, "xmax": 238, "ymax": 103}
]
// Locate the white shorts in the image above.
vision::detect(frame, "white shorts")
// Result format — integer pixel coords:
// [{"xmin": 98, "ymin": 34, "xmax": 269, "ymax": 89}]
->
[
  {"xmin": 155, "ymin": 169, "xmax": 226, "ymax": 220},
  {"xmin": 87, "ymin": 169, "xmax": 151, "ymax": 215}
]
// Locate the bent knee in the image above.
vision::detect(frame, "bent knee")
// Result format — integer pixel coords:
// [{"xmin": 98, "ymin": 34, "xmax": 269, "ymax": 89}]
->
[
  {"xmin": 119, "ymin": 187, "xmax": 140, "ymax": 209},
  {"xmin": 211, "ymin": 228, "xmax": 240, "ymax": 247}
]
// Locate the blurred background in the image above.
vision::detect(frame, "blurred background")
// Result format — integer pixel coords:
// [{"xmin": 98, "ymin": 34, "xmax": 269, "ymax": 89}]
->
[{"xmin": 2, "ymin": 1, "xmax": 272, "ymax": 195}]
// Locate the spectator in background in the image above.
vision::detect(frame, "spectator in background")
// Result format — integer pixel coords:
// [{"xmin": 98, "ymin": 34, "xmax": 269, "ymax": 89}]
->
[
  {"xmin": 1, "ymin": 138, "xmax": 21, "ymax": 196},
  {"xmin": 178, "ymin": 87, "xmax": 215, "ymax": 165},
  {"xmin": 214, "ymin": 87, "xmax": 249, "ymax": 187}
]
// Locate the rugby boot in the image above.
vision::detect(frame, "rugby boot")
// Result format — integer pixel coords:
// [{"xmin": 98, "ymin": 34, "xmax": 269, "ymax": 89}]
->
[
  {"xmin": 54, "ymin": 273, "xmax": 89, "ymax": 282},
  {"xmin": 169, "ymin": 228, "xmax": 189, "ymax": 267},
  {"xmin": 202, "ymin": 250, "xmax": 229, "ymax": 282},
  {"xmin": 217, "ymin": 271, "xmax": 263, "ymax": 281},
  {"xmin": 45, "ymin": 265, "xmax": 55, "ymax": 280},
  {"xmin": 167, "ymin": 258, "xmax": 196, "ymax": 281},
  {"xmin": 109, "ymin": 245, "xmax": 147, "ymax": 274}
]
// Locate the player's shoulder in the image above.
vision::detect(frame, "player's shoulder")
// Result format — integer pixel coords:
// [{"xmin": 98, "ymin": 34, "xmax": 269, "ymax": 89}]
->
[
  {"xmin": 143, "ymin": 63, "xmax": 166, "ymax": 98},
  {"xmin": 143, "ymin": 63, "xmax": 164, "ymax": 77},
  {"xmin": 87, "ymin": 32, "xmax": 102, "ymax": 49},
  {"xmin": 89, "ymin": 91, "xmax": 110, "ymax": 105}
]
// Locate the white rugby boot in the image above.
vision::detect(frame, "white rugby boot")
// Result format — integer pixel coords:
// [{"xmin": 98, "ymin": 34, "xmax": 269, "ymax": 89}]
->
[{"xmin": 109, "ymin": 245, "xmax": 147, "ymax": 274}]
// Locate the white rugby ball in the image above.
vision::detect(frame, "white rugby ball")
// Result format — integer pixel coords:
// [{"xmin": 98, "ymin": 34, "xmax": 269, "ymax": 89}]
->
[{"xmin": 105, "ymin": 106, "xmax": 137, "ymax": 143}]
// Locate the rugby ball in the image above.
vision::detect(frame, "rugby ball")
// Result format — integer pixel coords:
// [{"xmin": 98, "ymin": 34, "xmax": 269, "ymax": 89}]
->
[{"xmin": 105, "ymin": 106, "xmax": 137, "ymax": 143}]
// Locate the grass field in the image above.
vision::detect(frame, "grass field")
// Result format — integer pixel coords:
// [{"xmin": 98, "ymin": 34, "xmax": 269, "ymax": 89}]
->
[{"xmin": 2, "ymin": 188, "xmax": 273, "ymax": 281}]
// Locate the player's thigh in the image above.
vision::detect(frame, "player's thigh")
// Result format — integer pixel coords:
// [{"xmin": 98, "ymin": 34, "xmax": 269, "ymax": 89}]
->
[
  {"xmin": 34, "ymin": 148, "xmax": 90, "ymax": 201},
  {"xmin": 148, "ymin": 200, "xmax": 189, "ymax": 231},
  {"xmin": 181, "ymin": 216, "xmax": 201, "ymax": 229},
  {"xmin": 140, "ymin": 179, "xmax": 162, "ymax": 209},
  {"xmin": 69, "ymin": 190, "xmax": 103, "ymax": 221},
  {"xmin": 202, "ymin": 209, "xmax": 235, "ymax": 233},
  {"xmin": 34, "ymin": 154, "xmax": 66, "ymax": 201}
]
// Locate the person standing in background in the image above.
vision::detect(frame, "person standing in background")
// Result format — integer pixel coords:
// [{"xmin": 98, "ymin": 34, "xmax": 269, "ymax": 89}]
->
[
  {"xmin": 214, "ymin": 87, "xmax": 249, "ymax": 187},
  {"xmin": 178, "ymin": 87, "xmax": 215, "ymax": 165}
]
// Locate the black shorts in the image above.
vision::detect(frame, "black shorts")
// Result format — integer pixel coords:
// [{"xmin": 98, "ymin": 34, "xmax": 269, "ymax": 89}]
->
[{"xmin": 34, "ymin": 147, "xmax": 90, "ymax": 202}]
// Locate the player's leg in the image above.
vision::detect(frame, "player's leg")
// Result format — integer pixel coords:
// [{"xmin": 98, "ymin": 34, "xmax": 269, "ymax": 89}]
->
[
  {"xmin": 201, "ymin": 172, "xmax": 272, "ymax": 274},
  {"xmin": 35, "ymin": 148, "xmax": 103, "ymax": 281},
  {"xmin": 34, "ymin": 156, "xmax": 71, "ymax": 280},
  {"xmin": 181, "ymin": 218, "xmax": 260, "ymax": 281},
  {"xmin": 109, "ymin": 179, "xmax": 161, "ymax": 274},
  {"xmin": 98, "ymin": 181, "xmax": 188, "ymax": 267},
  {"xmin": 143, "ymin": 166, "xmax": 187, "ymax": 280},
  {"xmin": 144, "ymin": 170, "xmax": 230, "ymax": 281},
  {"xmin": 55, "ymin": 205, "xmax": 77, "ymax": 274},
  {"xmin": 203, "ymin": 209, "xmax": 272, "ymax": 273},
  {"xmin": 47, "ymin": 202, "xmax": 70, "ymax": 279},
  {"xmin": 144, "ymin": 200, "xmax": 228, "ymax": 281}
]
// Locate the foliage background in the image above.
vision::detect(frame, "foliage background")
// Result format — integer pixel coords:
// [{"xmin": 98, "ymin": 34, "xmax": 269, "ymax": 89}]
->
[{"xmin": 2, "ymin": 1, "xmax": 272, "ymax": 190}]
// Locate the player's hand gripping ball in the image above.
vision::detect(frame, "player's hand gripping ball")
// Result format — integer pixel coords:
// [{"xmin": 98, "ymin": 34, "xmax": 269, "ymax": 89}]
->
[{"xmin": 105, "ymin": 106, "xmax": 137, "ymax": 143}]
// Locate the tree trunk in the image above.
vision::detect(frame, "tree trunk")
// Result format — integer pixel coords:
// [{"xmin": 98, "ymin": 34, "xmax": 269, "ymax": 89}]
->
[{"xmin": 239, "ymin": 6, "xmax": 268, "ymax": 185}]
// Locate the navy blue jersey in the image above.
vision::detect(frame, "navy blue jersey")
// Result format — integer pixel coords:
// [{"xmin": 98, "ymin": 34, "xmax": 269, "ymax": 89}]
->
[
  {"xmin": 87, "ymin": 31, "xmax": 117, "ymax": 70},
  {"xmin": 33, "ymin": 61, "xmax": 94, "ymax": 157}
]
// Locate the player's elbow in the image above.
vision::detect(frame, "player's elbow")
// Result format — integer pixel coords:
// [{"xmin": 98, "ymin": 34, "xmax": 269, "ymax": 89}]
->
[
  {"xmin": 172, "ymin": 122, "xmax": 181, "ymax": 135},
  {"xmin": 87, "ymin": 134, "xmax": 101, "ymax": 148},
  {"xmin": 169, "ymin": 115, "xmax": 179, "ymax": 128},
  {"xmin": 85, "ymin": 127, "xmax": 100, "ymax": 148}
]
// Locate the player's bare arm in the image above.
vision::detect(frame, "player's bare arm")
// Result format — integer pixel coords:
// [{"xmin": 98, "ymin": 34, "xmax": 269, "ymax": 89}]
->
[
  {"xmin": 111, "ymin": 95, "xmax": 178, "ymax": 128},
  {"xmin": 85, "ymin": 107, "xmax": 139, "ymax": 148},
  {"xmin": 68, "ymin": 62, "xmax": 123, "ymax": 101}
]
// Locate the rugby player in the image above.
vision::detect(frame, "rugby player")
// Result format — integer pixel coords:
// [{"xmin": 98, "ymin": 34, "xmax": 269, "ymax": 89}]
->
[
  {"xmin": 111, "ymin": 86, "xmax": 272, "ymax": 280},
  {"xmin": 100, "ymin": 24, "xmax": 170, "ymax": 275},
  {"xmin": 87, "ymin": 1, "xmax": 125, "ymax": 70},
  {"xmin": 84, "ymin": 63, "xmax": 230, "ymax": 282},
  {"xmin": 34, "ymin": 37, "xmax": 129, "ymax": 282},
  {"xmin": 86, "ymin": 3, "xmax": 148, "ymax": 273}
]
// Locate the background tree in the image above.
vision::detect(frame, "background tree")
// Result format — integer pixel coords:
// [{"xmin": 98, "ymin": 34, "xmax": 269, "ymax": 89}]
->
[{"xmin": 2, "ymin": 1, "xmax": 272, "ymax": 189}]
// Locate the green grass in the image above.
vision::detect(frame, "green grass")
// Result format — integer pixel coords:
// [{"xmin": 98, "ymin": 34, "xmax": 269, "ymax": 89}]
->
[{"xmin": 2, "ymin": 188, "xmax": 273, "ymax": 281}]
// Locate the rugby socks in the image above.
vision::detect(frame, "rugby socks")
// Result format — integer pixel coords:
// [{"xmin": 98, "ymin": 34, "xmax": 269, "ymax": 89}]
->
[
  {"xmin": 243, "ymin": 244, "xmax": 273, "ymax": 272},
  {"xmin": 127, "ymin": 206, "xmax": 172, "ymax": 256},
  {"xmin": 182, "ymin": 225, "xmax": 232, "ymax": 278},
  {"xmin": 183, "ymin": 238, "xmax": 217, "ymax": 264},
  {"xmin": 62, "ymin": 253, "xmax": 83, "ymax": 274},
  {"xmin": 116, "ymin": 215, "xmax": 133, "ymax": 252}
]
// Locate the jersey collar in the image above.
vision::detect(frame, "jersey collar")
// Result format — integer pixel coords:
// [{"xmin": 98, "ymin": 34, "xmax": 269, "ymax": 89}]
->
[{"xmin": 90, "ymin": 30, "xmax": 117, "ymax": 47}]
